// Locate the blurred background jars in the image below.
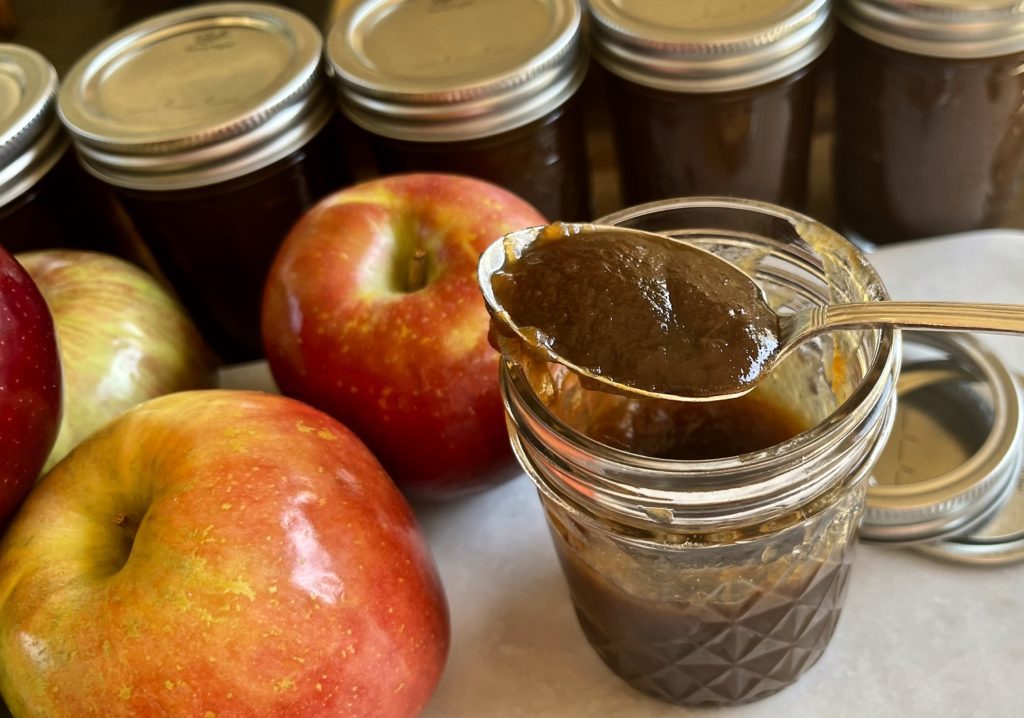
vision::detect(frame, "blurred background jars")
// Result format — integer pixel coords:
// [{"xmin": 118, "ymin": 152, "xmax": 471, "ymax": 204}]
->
[
  {"xmin": 587, "ymin": 0, "xmax": 833, "ymax": 210},
  {"xmin": 498, "ymin": 198, "xmax": 901, "ymax": 706},
  {"xmin": 0, "ymin": 44, "xmax": 133, "ymax": 257},
  {"xmin": 834, "ymin": 0, "xmax": 1024, "ymax": 245},
  {"xmin": 326, "ymin": 0, "xmax": 591, "ymax": 221},
  {"xmin": 57, "ymin": 3, "xmax": 350, "ymax": 364}
]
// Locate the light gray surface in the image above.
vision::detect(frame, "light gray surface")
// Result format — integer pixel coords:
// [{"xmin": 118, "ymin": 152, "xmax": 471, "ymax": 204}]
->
[{"xmin": 221, "ymin": 230, "xmax": 1024, "ymax": 717}]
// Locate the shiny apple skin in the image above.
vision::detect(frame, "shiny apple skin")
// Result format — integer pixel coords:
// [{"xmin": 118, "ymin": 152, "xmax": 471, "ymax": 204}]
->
[
  {"xmin": 17, "ymin": 250, "xmax": 215, "ymax": 473},
  {"xmin": 0, "ymin": 390, "xmax": 449, "ymax": 718},
  {"xmin": 0, "ymin": 246, "xmax": 61, "ymax": 525},
  {"xmin": 262, "ymin": 173, "xmax": 546, "ymax": 498}
]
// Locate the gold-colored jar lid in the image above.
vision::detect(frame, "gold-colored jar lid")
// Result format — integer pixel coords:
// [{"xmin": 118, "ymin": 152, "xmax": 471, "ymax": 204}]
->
[
  {"xmin": 58, "ymin": 2, "xmax": 332, "ymax": 191},
  {"xmin": 326, "ymin": 0, "xmax": 587, "ymax": 142},
  {"xmin": 588, "ymin": 0, "xmax": 833, "ymax": 93},
  {"xmin": 863, "ymin": 332, "xmax": 1024, "ymax": 565},
  {"xmin": 839, "ymin": 0, "xmax": 1024, "ymax": 58},
  {"xmin": 0, "ymin": 44, "xmax": 66, "ymax": 206}
]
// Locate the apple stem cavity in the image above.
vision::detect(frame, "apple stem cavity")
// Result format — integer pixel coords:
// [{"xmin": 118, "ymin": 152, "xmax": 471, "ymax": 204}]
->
[{"xmin": 407, "ymin": 249, "xmax": 429, "ymax": 293}]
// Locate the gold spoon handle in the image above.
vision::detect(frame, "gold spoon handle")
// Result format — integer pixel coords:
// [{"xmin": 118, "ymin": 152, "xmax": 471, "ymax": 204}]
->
[{"xmin": 780, "ymin": 302, "xmax": 1024, "ymax": 350}]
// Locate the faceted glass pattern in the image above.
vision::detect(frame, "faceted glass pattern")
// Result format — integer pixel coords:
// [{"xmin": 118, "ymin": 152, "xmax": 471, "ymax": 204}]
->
[{"xmin": 545, "ymin": 482, "xmax": 864, "ymax": 707}]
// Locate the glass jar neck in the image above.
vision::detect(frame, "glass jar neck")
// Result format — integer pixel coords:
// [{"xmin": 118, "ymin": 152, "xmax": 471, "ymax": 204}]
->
[{"xmin": 503, "ymin": 346, "xmax": 899, "ymax": 537}]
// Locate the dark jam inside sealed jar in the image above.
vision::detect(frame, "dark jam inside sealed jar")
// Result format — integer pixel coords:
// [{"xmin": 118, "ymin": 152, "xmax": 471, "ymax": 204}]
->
[
  {"xmin": 604, "ymin": 66, "xmax": 818, "ymax": 209},
  {"xmin": 835, "ymin": 26, "xmax": 1024, "ymax": 243},
  {"xmin": 0, "ymin": 149, "xmax": 135, "ymax": 257},
  {"xmin": 370, "ymin": 97, "xmax": 591, "ymax": 222},
  {"xmin": 114, "ymin": 121, "xmax": 348, "ymax": 364}
]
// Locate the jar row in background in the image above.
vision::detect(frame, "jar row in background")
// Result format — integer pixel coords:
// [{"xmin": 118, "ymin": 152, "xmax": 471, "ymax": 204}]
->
[{"xmin": 3, "ymin": 0, "xmax": 1023, "ymax": 364}]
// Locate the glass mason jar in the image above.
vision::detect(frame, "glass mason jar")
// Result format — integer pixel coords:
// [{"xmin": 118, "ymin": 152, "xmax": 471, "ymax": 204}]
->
[
  {"xmin": 497, "ymin": 198, "xmax": 901, "ymax": 706},
  {"xmin": 587, "ymin": 0, "xmax": 832, "ymax": 210},
  {"xmin": 57, "ymin": 3, "xmax": 349, "ymax": 364},
  {"xmin": 326, "ymin": 0, "xmax": 591, "ymax": 222},
  {"xmin": 834, "ymin": 0, "xmax": 1024, "ymax": 244},
  {"xmin": 0, "ymin": 44, "xmax": 134, "ymax": 258}
]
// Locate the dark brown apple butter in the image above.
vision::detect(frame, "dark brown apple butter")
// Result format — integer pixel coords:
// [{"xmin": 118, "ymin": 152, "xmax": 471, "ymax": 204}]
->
[
  {"xmin": 112, "ymin": 122, "xmax": 346, "ymax": 363},
  {"xmin": 834, "ymin": 26, "xmax": 1024, "ymax": 243},
  {"xmin": 369, "ymin": 97, "xmax": 591, "ymax": 221},
  {"xmin": 489, "ymin": 224, "xmax": 780, "ymax": 399},
  {"xmin": 551, "ymin": 526, "xmax": 851, "ymax": 706},
  {"xmin": 834, "ymin": 1, "xmax": 1024, "ymax": 243},
  {"xmin": 587, "ymin": 0, "xmax": 832, "ymax": 210},
  {"xmin": 604, "ymin": 66, "xmax": 818, "ymax": 208}
]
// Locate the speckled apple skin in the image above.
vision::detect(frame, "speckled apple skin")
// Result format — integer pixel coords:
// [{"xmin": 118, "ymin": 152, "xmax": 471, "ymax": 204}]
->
[
  {"xmin": 261, "ymin": 174, "xmax": 547, "ymax": 498},
  {"xmin": 0, "ymin": 390, "xmax": 449, "ymax": 718}
]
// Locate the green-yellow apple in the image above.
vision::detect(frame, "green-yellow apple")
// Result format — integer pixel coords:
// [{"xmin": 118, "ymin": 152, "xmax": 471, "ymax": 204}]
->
[
  {"xmin": 0, "ymin": 390, "xmax": 449, "ymax": 718},
  {"xmin": 0, "ymin": 246, "xmax": 61, "ymax": 525},
  {"xmin": 17, "ymin": 250, "xmax": 215, "ymax": 473},
  {"xmin": 262, "ymin": 173, "xmax": 546, "ymax": 498}
]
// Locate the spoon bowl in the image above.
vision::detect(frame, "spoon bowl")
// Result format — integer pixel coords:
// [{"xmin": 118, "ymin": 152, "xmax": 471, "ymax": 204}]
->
[{"xmin": 479, "ymin": 222, "xmax": 1024, "ymax": 403}]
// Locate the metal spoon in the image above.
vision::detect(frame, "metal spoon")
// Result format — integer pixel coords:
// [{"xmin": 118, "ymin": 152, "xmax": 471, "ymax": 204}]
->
[{"xmin": 478, "ymin": 222, "xmax": 1024, "ymax": 402}]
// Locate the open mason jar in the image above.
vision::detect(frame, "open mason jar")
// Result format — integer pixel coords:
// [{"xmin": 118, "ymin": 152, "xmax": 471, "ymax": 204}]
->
[{"xmin": 496, "ymin": 198, "xmax": 901, "ymax": 706}]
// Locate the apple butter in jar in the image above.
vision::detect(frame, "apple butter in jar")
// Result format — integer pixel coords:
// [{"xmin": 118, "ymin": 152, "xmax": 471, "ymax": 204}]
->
[
  {"xmin": 834, "ymin": 1, "xmax": 1024, "ymax": 244},
  {"xmin": 57, "ymin": 3, "xmax": 349, "ymax": 363},
  {"xmin": 587, "ymin": 0, "xmax": 832, "ymax": 209},
  {"xmin": 0, "ymin": 44, "xmax": 130, "ymax": 256},
  {"xmin": 494, "ymin": 198, "xmax": 901, "ymax": 706},
  {"xmin": 326, "ymin": 0, "xmax": 591, "ymax": 221}
]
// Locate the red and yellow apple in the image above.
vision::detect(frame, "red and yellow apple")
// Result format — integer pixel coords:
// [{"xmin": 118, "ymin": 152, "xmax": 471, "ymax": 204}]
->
[
  {"xmin": 0, "ymin": 246, "xmax": 61, "ymax": 525},
  {"xmin": 17, "ymin": 250, "xmax": 215, "ymax": 473},
  {"xmin": 262, "ymin": 173, "xmax": 546, "ymax": 498},
  {"xmin": 0, "ymin": 390, "xmax": 449, "ymax": 718}
]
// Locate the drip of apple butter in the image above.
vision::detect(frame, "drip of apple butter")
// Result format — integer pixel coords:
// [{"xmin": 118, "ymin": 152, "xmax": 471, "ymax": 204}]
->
[{"xmin": 489, "ymin": 223, "xmax": 780, "ymax": 399}]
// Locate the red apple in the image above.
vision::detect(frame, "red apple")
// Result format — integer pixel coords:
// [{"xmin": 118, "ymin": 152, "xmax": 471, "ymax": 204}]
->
[
  {"xmin": 17, "ymin": 250, "xmax": 215, "ymax": 473},
  {"xmin": 0, "ymin": 390, "xmax": 448, "ymax": 718},
  {"xmin": 262, "ymin": 173, "xmax": 546, "ymax": 498},
  {"xmin": 0, "ymin": 246, "xmax": 61, "ymax": 525}
]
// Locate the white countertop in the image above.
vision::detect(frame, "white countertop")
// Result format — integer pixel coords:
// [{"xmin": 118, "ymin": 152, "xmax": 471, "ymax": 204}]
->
[{"xmin": 222, "ymin": 231, "xmax": 1024, "ymax": 718}]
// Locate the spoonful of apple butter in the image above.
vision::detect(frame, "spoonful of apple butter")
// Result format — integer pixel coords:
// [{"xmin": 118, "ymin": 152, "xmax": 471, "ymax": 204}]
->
[{"xmin": 479, "ymin": 222, "xmax": 1024, "ymax": 402}]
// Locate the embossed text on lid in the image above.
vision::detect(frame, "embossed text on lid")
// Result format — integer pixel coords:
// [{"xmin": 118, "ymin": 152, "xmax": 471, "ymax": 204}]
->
[
  {"xmin": 588, "ymin": 0, "xmax": 833, "ymax": 92},
  {"xmin": 839, "ymin": 0, "xmax": 1024, "ymax": 58},
  {"xmin": 57, "ymin": 2, "xmax": 330, "ymax": 190},
  {"xmin": 862, "ymin": 333, "xmax": 1024, "ymax": 549},
  {"xmin": 0, "ymin": 44, "xmax": 66, "ymax": 207},
  {"xmin": 326, "ymin": 0, "xmax": 586, "ymax": 142}
]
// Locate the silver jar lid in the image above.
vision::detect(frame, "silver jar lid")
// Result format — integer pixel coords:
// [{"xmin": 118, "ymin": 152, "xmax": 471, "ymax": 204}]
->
[
  {"xmin": 58, "ymin": 2, "xmax": 332, "ymax": 191},
  {"xmin": 588, "ymin": 0, "xmax": 833, "ymax": 93},
  {"xmin": 862, "ymin": 332, "xmax": 1024, "ymax": 565},
  {"xmin": 838, "ymin": 0, "xmax": 1024, "ymax": 59},
  {"xmin": 326, "ymin": 0, "xmax": 587, "ymax": 142},
  {"xmin": 0, "ymin": 44, "xmax": 67, "ymax": 207}
]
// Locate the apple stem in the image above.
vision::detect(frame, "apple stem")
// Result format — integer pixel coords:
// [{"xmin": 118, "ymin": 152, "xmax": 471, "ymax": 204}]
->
[
  {"xmin": 113, "ymin": 512, "xmax": 139, "ymax": 537},
  {"xmin": 407, "ymin": 249, "xmax": 428, "ymax": 292}
]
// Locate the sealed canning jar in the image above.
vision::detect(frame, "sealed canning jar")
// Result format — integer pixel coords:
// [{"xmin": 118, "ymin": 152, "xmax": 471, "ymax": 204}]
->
[
  {"xmin": 497, "ymin": 198, "xmax": 901, "ymax": 706},
  {"xmin": 0, "ymin": 44, "xmax": 129, "ymax": 256},
  {"xmin": 835, "ymin": 0, "xmax": 1024, "ymax": 244},
  {"xmin": 588, "ymin": 0, "xmax": 832, "ymax": 209},
  {"xmin": 326, "ymin": 0, "xmax": 591, "ymax": 221},
  {"xmin": 58, "ymin": 3, "xmax": 348, "ymax": 363}
]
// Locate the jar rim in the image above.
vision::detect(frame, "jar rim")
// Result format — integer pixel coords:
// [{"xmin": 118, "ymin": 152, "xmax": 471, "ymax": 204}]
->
[
  {"xmin": 588, "ymin": 0, "xmax": 833, "ymax": 93},
  {"xmin": 838, "ymin": 0, "xmax": 1024, "ymax": 59},
  {"xmin": 325, "ymin": 0, "xmax": 587, "ymax": 142},
  {"xmin": 501, "ymin": 197, "xmax": 902, "ymax": 530},
  {"xmin": 56, "ymin": 2, "xmax": 329, "ymax": 190}
]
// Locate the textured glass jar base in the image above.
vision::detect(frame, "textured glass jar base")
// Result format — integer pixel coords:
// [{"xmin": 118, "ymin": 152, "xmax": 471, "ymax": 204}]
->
[
  {"xmin": 567, "ymin": 554, "xmax": 851, "ymax": 706},
  {"xmin": 543, "ymin": 478, "xmax": 865, "ymax": 707}
]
